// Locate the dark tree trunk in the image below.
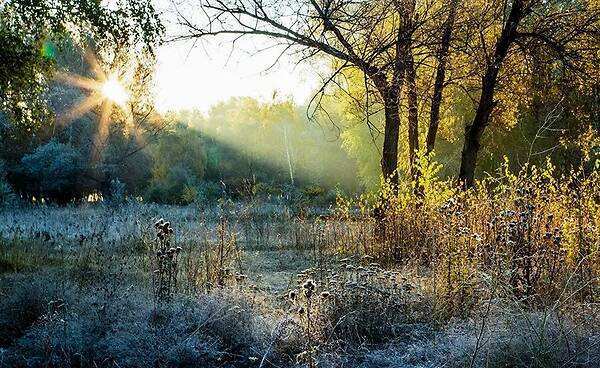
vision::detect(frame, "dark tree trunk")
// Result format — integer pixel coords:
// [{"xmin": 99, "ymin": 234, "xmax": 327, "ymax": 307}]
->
[
  {"xmin": 368, "ymin": 63, "xmax": 404, "ymax": 191},
  {"xmin": 459, "ymin": 0, "xmax": 524, "ymax": 188},
  {"xmin": 406, "ymin": 49, "xmax": 419, "ymax": 180},
  {"xmin": 426, "ymin": 0, "xmax": 458, "ymax": 154},
  {"xmin": 381, "ymin": 89, "xmax": 401, "ymax": 188}
]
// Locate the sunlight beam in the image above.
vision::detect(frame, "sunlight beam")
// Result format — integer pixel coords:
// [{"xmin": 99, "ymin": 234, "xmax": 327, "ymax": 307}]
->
[{"xmin": 56, "ymin": 93, "xmax": 103, "ymax": 126}]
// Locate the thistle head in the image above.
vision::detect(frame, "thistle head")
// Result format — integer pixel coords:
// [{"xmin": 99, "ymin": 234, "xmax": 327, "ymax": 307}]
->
[
  {"xmin": 154, "ymin": 218, "xmax": 165, "ymax": 229},
  {"xmin": 288, "ymin": 290, "xmax": 297, "ymax": 300},
  {"xmin": 302, "ymin": 279, "xmax": 315, "ymax": 297}
]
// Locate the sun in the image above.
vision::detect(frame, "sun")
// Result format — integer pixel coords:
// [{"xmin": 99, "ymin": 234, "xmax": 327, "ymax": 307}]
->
[
  {"xmin": 53, "ymin": 49, "xmax": 139, "ymax": 163},
  {"xmin": 101, "ymin": 76, "xmax": 129, "ymax": 106}
]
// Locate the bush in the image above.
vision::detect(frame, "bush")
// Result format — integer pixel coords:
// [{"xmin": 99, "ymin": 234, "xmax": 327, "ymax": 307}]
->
[
  {"xmin": 19, "ymin": 140, "xmax": 86, "ymax": 202},
  {"xmin": 0, "ymin": 161, "xmax": 16, "ymax": 207},
  {"xmin": 105, "ymin": 178, "xmax": 127, "ymax": 206},
  {"xmin": 195, "ymin": 181, "xmax": 223, "ymax": 204},
  {"xmin": 0, "ymin": 179, "xmax": 16, "ymax": 207}
]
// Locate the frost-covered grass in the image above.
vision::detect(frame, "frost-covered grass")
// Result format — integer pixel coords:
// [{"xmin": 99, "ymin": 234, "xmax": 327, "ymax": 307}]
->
[
  {"xmin": 0, "ymin": 201, "xmax": 336, "ymax": 249},
  {"xmin": 0, "ymin": 193, "xmax": 598, "ymax": 367},
  {"xmin": 0, "ymin": 268, "xmax": 597, "ymax": 368}
]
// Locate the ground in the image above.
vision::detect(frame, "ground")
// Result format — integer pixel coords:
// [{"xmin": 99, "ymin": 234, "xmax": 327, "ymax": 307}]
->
[{"xmin": 0, "ymin": 202, "xmax": 598, "ymax": 367}]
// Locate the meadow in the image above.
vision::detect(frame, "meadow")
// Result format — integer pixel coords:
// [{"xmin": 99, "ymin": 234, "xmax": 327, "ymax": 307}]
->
[
  {"xmin": 0, "ymin": 166, "xmax": 598, "ymax": 368},
  {"xmin": 3, "ymin": 0, "xmax": 600, "ymax": 366}
]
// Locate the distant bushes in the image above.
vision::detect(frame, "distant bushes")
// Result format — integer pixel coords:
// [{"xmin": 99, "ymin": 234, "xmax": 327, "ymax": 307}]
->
[{"xmin": 19, "ymin": 140, "xmax": 86, "ymax": 203}]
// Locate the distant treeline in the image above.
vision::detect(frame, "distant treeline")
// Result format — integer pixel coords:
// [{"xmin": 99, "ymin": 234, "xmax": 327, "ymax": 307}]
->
[
  {"xmin": 0, "ymin": 100, "xmax": 360, "ymax": 205},
  {"xmin": 1, "ymin": 35, "xmax": 599, "ymax": 206},
  {"xmin": 0, "ymin": 41, "xmax": 359, "ymax": 205}
]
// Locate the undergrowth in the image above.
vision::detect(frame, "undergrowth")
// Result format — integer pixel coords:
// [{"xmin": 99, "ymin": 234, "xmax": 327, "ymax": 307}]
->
[{"xmin": 0, "ymin": 160, "xmax": 597, "ymax": 367}]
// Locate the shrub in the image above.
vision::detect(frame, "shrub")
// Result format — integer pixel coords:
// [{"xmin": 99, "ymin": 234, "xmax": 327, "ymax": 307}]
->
[
  {"xmin": 334, "ymin": 161, "xmax": 599, "ymax": 316},
  {"xmin": 0, "ymin": 179, "xmax": 16, "ymax": 207},
  {"xmin": 0, "ymin": 161, "xmax": 17, "ymax": 207},
  {"xmin": 19, "ymin": 140, "xmax": 86, "ymax": 202},
  {"xmin": 195, "ymin": 181, "xmax": 223, "ymax": 203},
  {"xmin": 105, "ymin": 178, "xmax": 127, "ymax": 206}
]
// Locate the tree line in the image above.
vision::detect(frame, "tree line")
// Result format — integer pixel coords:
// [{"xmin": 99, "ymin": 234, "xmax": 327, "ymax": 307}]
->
[
  {"xmin": 1, "ymin": 0, "xmax": 599, "ymax": 205},
  {"xmin": 174, "ymin": 0, "xmax": 600, "ymax": 188}
]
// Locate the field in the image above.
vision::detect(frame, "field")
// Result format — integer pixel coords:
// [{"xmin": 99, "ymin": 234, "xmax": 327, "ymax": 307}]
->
[
  {"xmin": 3, "ymin": 0, "xmax": 600, "ymax": 366},
  {"xmin": 0, "ymin": 169, "xmax": 598, "ymax": 368}
]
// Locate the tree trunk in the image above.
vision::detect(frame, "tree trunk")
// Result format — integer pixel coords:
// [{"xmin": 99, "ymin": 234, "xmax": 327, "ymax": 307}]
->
[
  {"xmin": 368, "ymin": 66, "xmax": 403, "ymax": 190},
  {"xmin": 381, "ymin": 89, "xmax": 401, "ymax": 188},
  {"xmin": 459, "ymin": 0, "xmax": 524, "ymax": 188},
  {"xmin": 406, "ymin": 49, "xmax": 419, "ymax": 180},
  {"xmin": 426, "ymin": 0, "xmax": 458, "ymax": 154}
]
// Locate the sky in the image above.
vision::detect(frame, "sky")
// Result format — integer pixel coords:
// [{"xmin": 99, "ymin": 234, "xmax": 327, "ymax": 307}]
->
[
  {"xmin": 152, "ymin": 31, "xmax": 320, "ymax": 113},
  {"xmin": 149, "ymin": 0, "xmax": 326, "ymax": 113}
]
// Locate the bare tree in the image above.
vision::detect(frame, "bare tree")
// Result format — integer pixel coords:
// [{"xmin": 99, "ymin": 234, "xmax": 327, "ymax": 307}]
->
[{"xmin": 173, "ymin": 0, "xmax": 438, "ymax": 188}]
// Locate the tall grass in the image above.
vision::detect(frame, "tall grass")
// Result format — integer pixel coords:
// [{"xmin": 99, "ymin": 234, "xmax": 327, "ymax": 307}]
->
[{"xmin": 0, "ymin": 161, "xmax": 597, "ymax": 367}]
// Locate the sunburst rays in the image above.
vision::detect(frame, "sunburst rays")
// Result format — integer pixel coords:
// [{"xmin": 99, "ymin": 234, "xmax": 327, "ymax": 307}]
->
[{"xmin": 55, "ymin": 49, "xmax": 132, "ymax": 164}]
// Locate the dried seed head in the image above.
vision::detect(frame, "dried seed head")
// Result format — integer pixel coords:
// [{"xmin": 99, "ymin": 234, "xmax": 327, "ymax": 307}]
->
[
  {"xmin": 302, "ymin": 279, "xmax": 315, "ymax": 291},
  {"xmin": 154, "ymin": 218, "xmax": 165, "ymax": 228},
  {"xmin": 302, "ymin": 279, "xmax": 315, "ymax": 298}
]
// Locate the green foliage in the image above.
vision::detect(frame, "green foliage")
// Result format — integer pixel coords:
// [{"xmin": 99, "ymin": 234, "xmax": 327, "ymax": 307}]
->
[
  {"xmin": 145, "ymin": 124, "xmax": 207, "ymax": 204},
  {"xmin": 0, "ymin": 0, "xmax": 162, "ymax": 127}
]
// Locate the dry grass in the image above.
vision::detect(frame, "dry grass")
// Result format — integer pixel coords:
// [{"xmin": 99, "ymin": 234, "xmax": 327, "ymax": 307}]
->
[{"xmin": 0, "ymin": 163, "xmax": 598, "ymax": 367}]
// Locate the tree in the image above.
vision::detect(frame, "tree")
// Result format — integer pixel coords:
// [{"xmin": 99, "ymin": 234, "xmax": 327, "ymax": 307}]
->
[
  {"xmin": 0, "ymin": 0, "xmax": 163, "ymax": 126},
  {"xmin": 19, "ymin": 140, "xmax": 86, "ymax": 202},
  {"xmin": 458, "ymin": 0, "xmax": 600, "ymax": 187},
  {"xmin": 0, "ymin": 0, "xmax": 164, "ymax": 200},
  {"xmin": 426, "ymin": 0, "xmax": 459, "ymax": 155},
  {"xmin": 146, "ymin": 123, "xmax": 207, "ymax": 204},
  {"xmin": 174, "ymin": 0, "xmax": 442, "ymax": 188}
]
